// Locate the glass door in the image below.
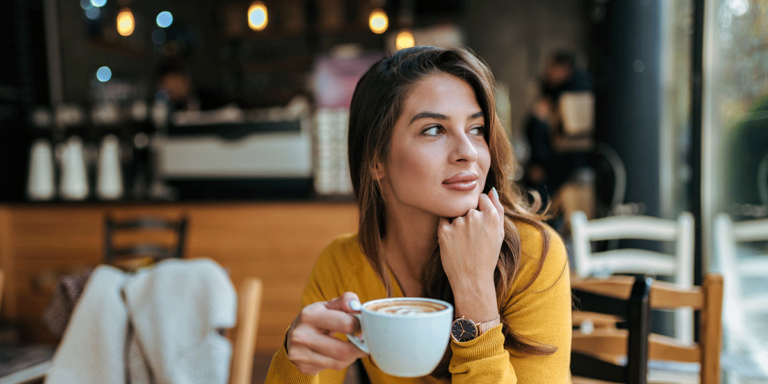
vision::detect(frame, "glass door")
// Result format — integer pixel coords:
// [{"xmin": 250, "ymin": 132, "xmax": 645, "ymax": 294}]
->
[{"xmin": 703, "ymin": 0, "xmax": 768, "ymax": 380}]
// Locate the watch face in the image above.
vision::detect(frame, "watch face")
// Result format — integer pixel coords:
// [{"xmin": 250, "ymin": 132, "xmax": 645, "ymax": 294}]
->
[{"xmin": 451, "ymin": 318, "xmax": 478, "ymax": 342}]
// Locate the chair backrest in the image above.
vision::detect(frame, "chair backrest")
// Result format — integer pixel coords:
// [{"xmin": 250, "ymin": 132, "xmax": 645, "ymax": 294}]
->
[
  {"xmin": 571, "ymin": 276, "xmax": 653, "ymax": 384},
  {"xmin": 713, "ymin": 213, "xmax": 768, "ymax": 353},
  {"xmin": 104, "ymin": 215, "xmax": 188, "ymax": 269},
  {"xmin": 570, "ymin": 211, "xmax": 695, "ymax": 343},
  {"xmin": 571, "ymin": 274, "xmax": 723, "ymax": 384},
  {"xmin": 228, "ymin": 277, "xmax": 263, "ymax": 384}
]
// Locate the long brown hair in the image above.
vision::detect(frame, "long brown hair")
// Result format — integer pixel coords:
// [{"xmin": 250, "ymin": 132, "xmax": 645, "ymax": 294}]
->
[{"xmin": 348, "ymin": 46, "xmax": 557, "ymax": 375}]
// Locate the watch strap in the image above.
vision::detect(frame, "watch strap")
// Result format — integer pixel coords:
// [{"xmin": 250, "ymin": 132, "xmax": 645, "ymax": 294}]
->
[{"xmin": 476, "ymin": 315, "xmax": 501, "ymax": 335}]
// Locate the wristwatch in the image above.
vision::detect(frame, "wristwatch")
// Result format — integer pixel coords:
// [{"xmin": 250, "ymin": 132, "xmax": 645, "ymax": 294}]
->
[{"xmin": 450, "ymin": 314, "xmax": 501, "ymax": 343}]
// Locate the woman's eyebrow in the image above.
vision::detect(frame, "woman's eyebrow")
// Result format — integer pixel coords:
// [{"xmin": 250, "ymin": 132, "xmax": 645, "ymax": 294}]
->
[
  {"xmin": 409, "ymin": 111, "xmax": 447, "ymax": 125},
  {"xmin": 468, "ymin": 111, "xmax": 484, "ymax": 120},
  {"xmin": 409, "ymin": 111, "xmax": 484, "ymax": 125}
]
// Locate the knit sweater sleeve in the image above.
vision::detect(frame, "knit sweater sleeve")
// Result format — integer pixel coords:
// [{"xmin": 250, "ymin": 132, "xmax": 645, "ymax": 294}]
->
[
  {"xmin": 264, "ymin": 237, "xmax": 352, "ymax": 384},
  {"xmin": 448, "ymin": 224, "xmax": 572, "ymax": 383}
]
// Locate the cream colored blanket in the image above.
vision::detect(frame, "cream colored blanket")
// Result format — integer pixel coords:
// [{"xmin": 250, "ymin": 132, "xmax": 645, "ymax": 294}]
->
[{"xmin": 45, "ymin": 258, "xmax": 237, "ymax": 384}]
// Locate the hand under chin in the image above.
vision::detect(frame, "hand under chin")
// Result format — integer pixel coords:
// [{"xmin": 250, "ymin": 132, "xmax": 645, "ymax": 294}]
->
[{"xmin": 441, "ymin": 199, "xmax": 480, "ymax": 219}]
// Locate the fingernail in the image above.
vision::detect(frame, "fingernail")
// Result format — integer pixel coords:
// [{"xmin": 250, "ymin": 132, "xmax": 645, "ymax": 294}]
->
[
  {"xmin": 492, "ymin": 187, "xmax": 498, "ymax": 198},
  {"xmin": 349, "ymin": 300, "xmax": 362, "ymax": 311}
]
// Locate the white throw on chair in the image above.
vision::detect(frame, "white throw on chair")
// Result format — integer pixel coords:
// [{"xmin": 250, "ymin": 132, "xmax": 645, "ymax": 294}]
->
[
  {"xmin": 570, "ymin": 211, "xmax": 695, "ymax": 344},
  {"xmin": 713, "ymin": 214, "xmax": 768, "ymax": 361}
]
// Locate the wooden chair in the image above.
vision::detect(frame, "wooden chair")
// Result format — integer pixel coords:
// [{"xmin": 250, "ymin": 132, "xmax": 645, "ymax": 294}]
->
[
  {"xmin": 228, "ymin": 277, "xmax": 263, "ymax": 384},
  {"xmin": 570, "ymin": 211, "xmax": 695, "ymax": 343},
  {"xmin": 714, "ymin": 214, "xmax": 768, "ymax": 362},
  {"xmin": 104, "ymin": 214, "xmax": 188, "ymax": 270},
  {"xmin": 571, "ymin": 276, "xmax": 652, "ymax": 384},
  {"xmin": 571, "ymin": 274, "xmax": 723, "ymax": 384}
]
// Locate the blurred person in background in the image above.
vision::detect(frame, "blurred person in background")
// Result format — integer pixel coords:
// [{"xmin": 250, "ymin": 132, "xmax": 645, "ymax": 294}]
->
[
  {"xmin": 154, "ymin": 61, "xmax": 229, "ymax": 112},
  {"xmin": 265, "ymin": 46, "xmax": 571, "ymax": 383},
  {"xmin": 523, "ymin": 51, "xmax": 592, "ymax": 206}
]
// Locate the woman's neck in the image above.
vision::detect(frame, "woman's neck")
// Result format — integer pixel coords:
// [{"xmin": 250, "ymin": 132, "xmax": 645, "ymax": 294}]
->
[{"xmin": 382, "ymin": 204, "xmax": 440, "ymax": 297}]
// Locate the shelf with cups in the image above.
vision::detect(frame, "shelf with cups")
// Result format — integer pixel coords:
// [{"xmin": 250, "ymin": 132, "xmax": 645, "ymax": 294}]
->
[{"xmin": 19, "ymin": 96, "xmax": 360, "ymax": 204}]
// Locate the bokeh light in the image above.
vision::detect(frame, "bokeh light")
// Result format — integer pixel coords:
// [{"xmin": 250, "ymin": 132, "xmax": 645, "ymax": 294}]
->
[
  {"xmin": 90, "ymin": 0, "xmax": 106, "ymax": 7},
  {"xmin": 116, "ymin": 8, "xmax": 135, "ymax": 36},
  {"xmin": 96, "ymin": 66, "xmax": 112, "ymax": 82},
  {"xmin": 156, "ymin": 11, "xmax": 173, "ymax": 28},
  {"xmin": 248, "ymin": 2, "xmax": 268, "ymax": 31},
  {"xmin": 85, "ymin": 7, "xmax": 101, "ymax": 20},
  {"xmin": 396, "ymin": 30, "xmax": 415, "ymax": 50},
  {"xmin": 369, "ymin": 9, "xmax": 388, "ymax": 34},
  {"xmin": 729, "ymin": 0, "xmax": 749, "ymax": 16}
]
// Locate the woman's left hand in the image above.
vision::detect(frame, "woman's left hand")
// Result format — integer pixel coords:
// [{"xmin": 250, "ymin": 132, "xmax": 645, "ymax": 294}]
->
[{"xmin": 438, "ymin": 188, "xmax": 505, "ymax": 300}]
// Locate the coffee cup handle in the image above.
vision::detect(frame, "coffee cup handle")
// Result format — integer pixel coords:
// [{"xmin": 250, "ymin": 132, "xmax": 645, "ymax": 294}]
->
[{"xmin": 346, "ymin": 313, "xmax": 369, "ymax": 354}]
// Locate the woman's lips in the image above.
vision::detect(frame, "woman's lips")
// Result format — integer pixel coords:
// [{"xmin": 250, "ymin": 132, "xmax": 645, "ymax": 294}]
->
[
  {"xmin": 442, "ymin": 172, "xmax": 478, "ymax": 191},
  {"xmin": 442, "ymin": 180, "xmax": 477, "ymax": 191}
]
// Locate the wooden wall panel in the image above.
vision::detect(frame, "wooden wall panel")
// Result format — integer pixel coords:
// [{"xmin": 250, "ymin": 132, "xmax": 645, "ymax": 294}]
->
[
  {"xmin": 0, "ymin": 208, "xmax": 18, "ymax": 317},
  {"xmin": 0, "ymin": 202, "xmax": 358, "ymax": 353}
]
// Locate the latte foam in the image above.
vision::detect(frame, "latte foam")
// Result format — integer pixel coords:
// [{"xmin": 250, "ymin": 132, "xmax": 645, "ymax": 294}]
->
[{"xmin": 367, "ymin": 300, "xmax": 446, "ymax": 316}]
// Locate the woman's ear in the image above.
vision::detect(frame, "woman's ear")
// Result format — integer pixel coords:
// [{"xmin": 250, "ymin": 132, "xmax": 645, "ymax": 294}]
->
[{"xmin": 372, "ymin": 161, "xmax": 385, "ymax": 181}]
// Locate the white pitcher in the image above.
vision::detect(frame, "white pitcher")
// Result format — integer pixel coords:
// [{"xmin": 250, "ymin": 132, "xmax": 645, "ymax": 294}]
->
[
  {"xmin": 97, "ymin": 134, "xmax": 124, "ymax": 200},
  {"xmin": 27, "ymin": 139, "xmax": 55, "ymax": 201},
  {"xmin": 59, "ymin": 136, "xmax": 89, "ymax": 200}
]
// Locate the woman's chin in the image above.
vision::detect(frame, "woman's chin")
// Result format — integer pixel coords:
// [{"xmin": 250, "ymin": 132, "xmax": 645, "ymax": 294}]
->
[{"xmin": 438, "ymin": 197, "xmax": 480, "ymax": 218}]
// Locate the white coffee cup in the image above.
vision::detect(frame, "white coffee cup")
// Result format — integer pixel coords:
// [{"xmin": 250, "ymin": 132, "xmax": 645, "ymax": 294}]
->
[{"xmin": 346, "ymin": 297, "xmax": 453, "ymax": 378}]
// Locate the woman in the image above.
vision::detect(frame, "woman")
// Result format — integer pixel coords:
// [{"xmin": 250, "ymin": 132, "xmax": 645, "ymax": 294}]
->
[{"xmin": 266, "ymin": 46, "xmax": 571, "ymax": 383}]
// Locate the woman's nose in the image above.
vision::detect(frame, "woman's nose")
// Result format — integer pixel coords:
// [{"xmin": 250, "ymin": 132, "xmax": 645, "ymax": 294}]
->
[{"xmin": 450, "ymin": 133, "xmax": 478, "ymax": 163}]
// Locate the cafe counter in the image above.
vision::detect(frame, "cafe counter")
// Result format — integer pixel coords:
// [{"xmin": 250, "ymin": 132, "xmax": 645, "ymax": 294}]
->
[{"xmin": 0, "ymin": 201, "xmax": 358, "ymax": 353}]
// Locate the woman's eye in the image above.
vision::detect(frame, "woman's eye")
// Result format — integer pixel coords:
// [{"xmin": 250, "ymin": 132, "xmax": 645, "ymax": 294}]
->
[
  {"xmin": 469, "ymin": 126, "xmax": 485, "ymax": 135},
  {"xmin": 422, "ymin": 125, "xmax": 441, "ymax": 136}
]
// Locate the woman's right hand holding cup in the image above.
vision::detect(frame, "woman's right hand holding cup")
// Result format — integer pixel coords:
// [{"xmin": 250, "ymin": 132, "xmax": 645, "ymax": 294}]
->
[{"xmin": 286, "ymin": 292, "xmax": 369, "ymax": 375}]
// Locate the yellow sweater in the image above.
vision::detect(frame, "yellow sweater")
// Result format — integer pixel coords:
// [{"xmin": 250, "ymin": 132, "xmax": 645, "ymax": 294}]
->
[{"xmin": 265, "ymin": 221, "xmax": 572, "ymax": 383}]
